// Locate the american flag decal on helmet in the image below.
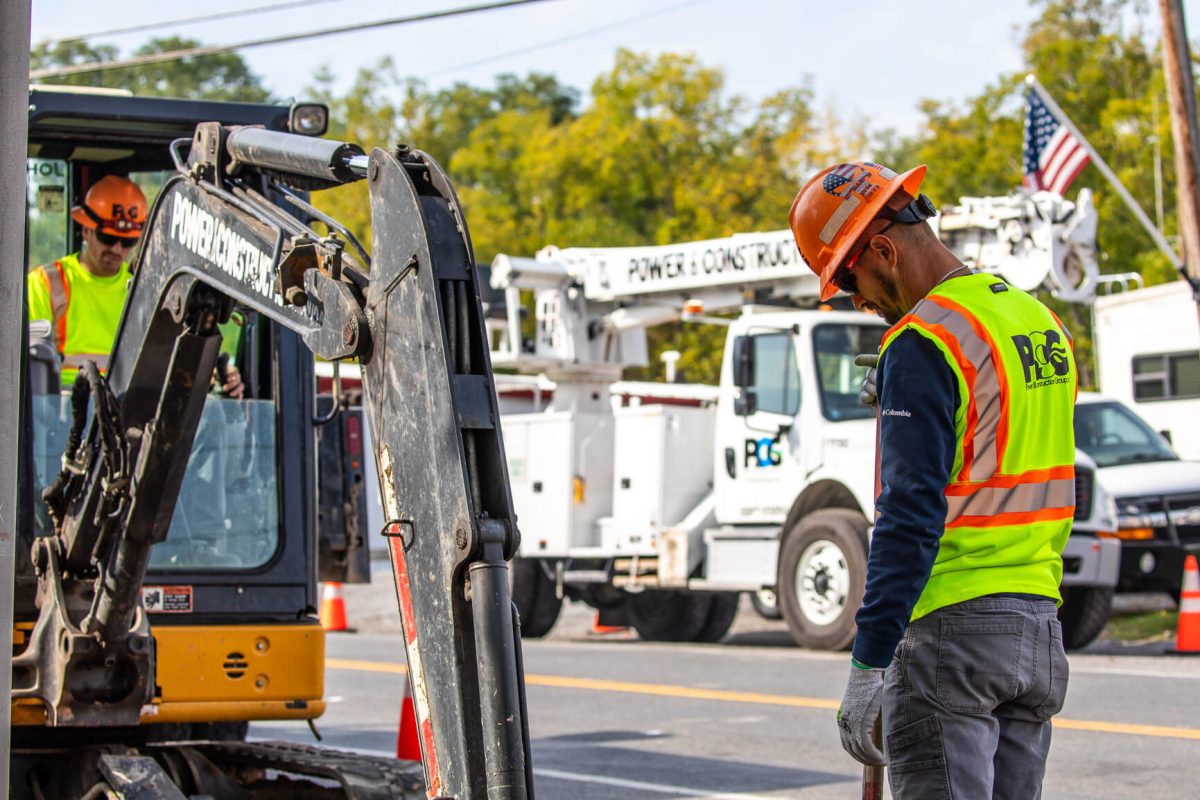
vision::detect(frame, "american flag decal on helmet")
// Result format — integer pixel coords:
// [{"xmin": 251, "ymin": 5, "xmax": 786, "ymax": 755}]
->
[{"xmin": 823, "ymin": 172, "xmax": 852, "ymax": 196}]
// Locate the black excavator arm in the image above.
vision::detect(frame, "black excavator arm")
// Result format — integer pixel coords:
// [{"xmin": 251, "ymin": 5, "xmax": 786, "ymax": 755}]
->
[{"xmin": 12, "ymin": 123, "xmax": 531, "ymax": 800}]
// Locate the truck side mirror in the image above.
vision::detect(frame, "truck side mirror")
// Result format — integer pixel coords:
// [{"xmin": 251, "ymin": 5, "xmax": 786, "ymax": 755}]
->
[
  {"xmin": 732, "ymin": 336, "xmax": 756, "ymax": 416},
  {"xmin": 1160, "ymin": 429, "xmax": 1173, "ymax": 445},
  {"xmin": 733, "ymin": 336, "xmax": 754, "ymax": 388}
]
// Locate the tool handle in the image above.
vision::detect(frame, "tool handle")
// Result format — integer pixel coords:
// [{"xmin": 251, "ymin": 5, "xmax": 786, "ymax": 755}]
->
[{"xmin": 861, "ymin": 716, "xmax": 884, "ymax": 800}]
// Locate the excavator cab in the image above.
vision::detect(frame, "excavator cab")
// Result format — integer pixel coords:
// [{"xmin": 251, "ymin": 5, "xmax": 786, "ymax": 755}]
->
[{"xmin": 15, "ymin": 89, "xmax": 364, "ymax": 743}]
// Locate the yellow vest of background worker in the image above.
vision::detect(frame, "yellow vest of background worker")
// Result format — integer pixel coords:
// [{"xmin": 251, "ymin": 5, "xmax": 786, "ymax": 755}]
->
[{"xmin": 27, "ymin": 251, "xmax": 131, "ymax": 386}]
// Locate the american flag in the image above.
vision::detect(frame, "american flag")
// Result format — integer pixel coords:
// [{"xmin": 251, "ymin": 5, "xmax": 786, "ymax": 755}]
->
[{"xmin": 1023, "ymin": 86, "xmax": 1092, "ymax": 195}]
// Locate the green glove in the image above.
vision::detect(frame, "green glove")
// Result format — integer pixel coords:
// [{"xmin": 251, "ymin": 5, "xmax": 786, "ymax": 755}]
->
[{"xmin": 836, "ymin": 659, "xmax": 885, "ymax": 766}]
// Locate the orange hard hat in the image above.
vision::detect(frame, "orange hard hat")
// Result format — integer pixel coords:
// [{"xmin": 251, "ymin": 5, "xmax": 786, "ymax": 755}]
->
[
  {"xmin": 789, "ymin": 161, "xmax": 926, "ymax": 300},
  {"xmin": 71, "ymin": 175, "xmax": 147, "ymax": 238}
]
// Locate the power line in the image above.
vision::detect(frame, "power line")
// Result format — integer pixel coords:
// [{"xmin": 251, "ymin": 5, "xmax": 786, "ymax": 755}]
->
[
  {"xmin": 34, "ymin": 0, "xmax": 345, "ymax": 48},
  {"xmin": 29, "ymin": 0, "xmax": 559, "ymax": 80},
  {"xmin": 422, "ymin": 0, "xmax": 712, "ymax": 79}
]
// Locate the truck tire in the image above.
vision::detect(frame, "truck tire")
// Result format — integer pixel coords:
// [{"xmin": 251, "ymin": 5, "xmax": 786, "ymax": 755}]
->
[
  {"xmin": 694, "ymin": 592, "xmax": 740, "ymax": 643},
  {"xmin": 1058, "ymin": 585, "xmax": 1113, "ymax": 649},
  {"xmin": 777, "ymin": 508, "xmax": 869, "ymax": 651},
  {"xmin": 750, "ymin": 588, "xmax": 783, "ymax": 620},
  {"xmin": 511, "ymin": 557, "xmax": 562, "ymax": 638},
  {"xmin": 629, "ymin": 590, "xmax": 713, "ymax": 642}
]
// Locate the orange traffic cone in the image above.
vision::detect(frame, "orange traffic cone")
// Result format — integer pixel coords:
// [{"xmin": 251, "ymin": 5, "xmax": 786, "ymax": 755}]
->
[
  {"xmin": 592, "ymin": 612, "xmax": 626, "ymax": 635},
  {"xmin": 396, "ymin": 675, "xmax": 421, "ymax": 762},
  {"xmin": 1176, "ymin": 554, "xmax": 1200, "ymax": 654},
  {"xmin": 319, "ymin": 581, "xmax": 349, "ymax": 632}
]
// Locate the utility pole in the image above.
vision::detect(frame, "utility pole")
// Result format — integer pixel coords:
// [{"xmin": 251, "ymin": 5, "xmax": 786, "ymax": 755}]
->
[
  {"xmin": 0, "ymin": 1, "xmax": 32, "ymax": 789},
  {"xmin": 1158, "ymin": 0, "xmax": 1200, "ymax": 320}
]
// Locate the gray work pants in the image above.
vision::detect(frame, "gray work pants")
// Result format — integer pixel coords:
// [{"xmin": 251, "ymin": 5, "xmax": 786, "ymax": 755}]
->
[{"xmin": 882, "ymin": 596, "xmax": 1069, "ymax": 799}]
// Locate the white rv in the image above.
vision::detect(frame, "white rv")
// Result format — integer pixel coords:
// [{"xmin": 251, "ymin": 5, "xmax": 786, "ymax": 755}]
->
[{"xmin": 1093, "ymin": 280, "xmax": 1200, "ymax": 459}]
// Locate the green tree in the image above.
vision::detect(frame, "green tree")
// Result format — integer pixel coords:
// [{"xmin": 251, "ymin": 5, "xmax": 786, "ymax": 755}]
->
[
  {"xmin": 31, "ymin": 37, "xmax": 271, "ymax": 102},
  {"xmin": 306, "ymin": 50, "xmax": 845, "ymax": 384},
  {"xmin": 306, "ymin": 60, "xmax": 579, "ymax": 258}
]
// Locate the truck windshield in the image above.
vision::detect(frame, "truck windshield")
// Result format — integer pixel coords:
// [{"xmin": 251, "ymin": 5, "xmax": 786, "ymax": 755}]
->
[
  {"xmin": 813, "ymin": 323, "xmax": 885, "ymax": 421},
  {"xmin": 1074, "ymin": 400, "xmax": 1178, "ymax": 467}
]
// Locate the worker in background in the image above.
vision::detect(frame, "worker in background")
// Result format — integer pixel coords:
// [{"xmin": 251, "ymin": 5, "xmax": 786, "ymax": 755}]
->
[
  {"xmin": 27, "ymin": 174, "xmax": 243, "ymax": 397},
  {"xmin": 790, "ymin": 161, "xmax": 1076, "ymax": 799},
  {"xmin": 27, "ymin": 175, "xmax": 145, "ymax": 386}
]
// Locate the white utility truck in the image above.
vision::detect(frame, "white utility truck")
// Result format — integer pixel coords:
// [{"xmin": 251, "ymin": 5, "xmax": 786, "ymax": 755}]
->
[{"xmin": 489, "ymin": 217, "xmax": 1118, "ymax": 649}]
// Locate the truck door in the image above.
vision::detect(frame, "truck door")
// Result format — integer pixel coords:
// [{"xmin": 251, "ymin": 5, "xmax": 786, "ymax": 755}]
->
[{"xmin": 716, "ymin": 328, "xmax": 805, "ymax": 523}]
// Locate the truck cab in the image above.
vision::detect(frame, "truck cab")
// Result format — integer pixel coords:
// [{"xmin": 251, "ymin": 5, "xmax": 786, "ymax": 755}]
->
[{"xmin": 1075, "ymin": 391, "xmax": 1200, "ymax": 596}]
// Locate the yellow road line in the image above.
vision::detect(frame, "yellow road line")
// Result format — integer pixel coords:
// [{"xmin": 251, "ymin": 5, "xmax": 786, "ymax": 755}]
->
[
  {"xmin": 327, "ymin": 657, "xmax": 407, "ymax": 675},
  {"xmin": 525, "ymin": 673, "xmax": 840, "ymax": 710},
  {"xmin": 325, "ymin": 657, "xmax": 1200, "ymax": 741},
  {"xmin": 1053, "ymin": 718, "xmax": 1200, "ymax": 740}
]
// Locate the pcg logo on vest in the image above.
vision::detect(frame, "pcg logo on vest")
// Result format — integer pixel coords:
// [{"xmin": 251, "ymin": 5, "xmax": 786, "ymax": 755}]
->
[{"xmin": 1011, "ymin": 329, "xmax": 1071, "ymax": 388}]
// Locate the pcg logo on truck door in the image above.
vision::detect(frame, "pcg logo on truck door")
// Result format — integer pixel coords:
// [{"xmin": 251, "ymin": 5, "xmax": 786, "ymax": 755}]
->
[{"xmin": 744, "ymin": 437, "xmax": 782, "ymax": 468}]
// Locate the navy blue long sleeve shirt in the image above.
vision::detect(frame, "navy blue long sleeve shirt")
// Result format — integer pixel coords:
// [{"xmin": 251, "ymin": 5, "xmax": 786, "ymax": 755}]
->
[{"xmin": 851, "ymin": 329, "xmax": 959, "ymax": 669}]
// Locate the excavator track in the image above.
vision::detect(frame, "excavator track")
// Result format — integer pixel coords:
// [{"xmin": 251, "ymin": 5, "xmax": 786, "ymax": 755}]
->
[{"xmin": 155, "ymin": 740, "xmax": 426, "ymax": 799}]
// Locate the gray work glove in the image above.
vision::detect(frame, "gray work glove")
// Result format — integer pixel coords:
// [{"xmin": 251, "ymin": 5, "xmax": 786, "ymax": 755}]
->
[
  {"xmin": 855, "ymin": 353, "xmax": 879, "ymax": 407},
  {"xmin": 837, "ymin": 660, "xmax": 885, "ymax": 766}
]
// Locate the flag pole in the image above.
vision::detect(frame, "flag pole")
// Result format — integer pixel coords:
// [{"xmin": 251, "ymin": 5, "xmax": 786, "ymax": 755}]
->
[{"xmin": 1026, "ymin": 74, "xmax": 1182, "ymax": 269}]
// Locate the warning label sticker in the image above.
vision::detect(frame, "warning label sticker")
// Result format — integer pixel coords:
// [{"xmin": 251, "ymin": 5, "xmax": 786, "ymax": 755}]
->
[{"xmin": 142, "ymin": 585, "xmax": 193, "ymax": 614}]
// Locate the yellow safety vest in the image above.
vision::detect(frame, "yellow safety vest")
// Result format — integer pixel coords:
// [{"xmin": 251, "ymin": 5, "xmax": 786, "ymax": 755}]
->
[
  {"xmin": 877, "ymin": 273, "xmax": 1078, "ymax": 619},
  {"xmin": 26, "ymin": 252, "xmax": 131, "ymax": 385}
]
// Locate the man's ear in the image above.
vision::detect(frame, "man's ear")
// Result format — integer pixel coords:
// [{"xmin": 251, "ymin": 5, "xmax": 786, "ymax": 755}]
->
[{"xmin": 872, "ymin": 233, "xmax": 900, "ymax": 270}]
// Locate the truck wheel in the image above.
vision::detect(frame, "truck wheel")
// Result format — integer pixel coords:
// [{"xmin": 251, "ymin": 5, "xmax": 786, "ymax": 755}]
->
[
  {"xmin": 1058, "ymin": 586, "xmax": 1113, "ymax": 649},
  {"xmin": 778, "ymin": 508, "xmax": 869, "ymax": 651},
  {"xmin": 629, "ymin": 590, "xmax": 712, "ymax": 642},
  {"xmin": 510, "ymin": 557, "xmax": 562, "ymax": 638},
  {"xmin": 750, "ymin": 588, "xmax": 783, "ymax": 620},
  {"xmin": 693, "ymin": 592, "xmax": 740, "ymax": 643}
]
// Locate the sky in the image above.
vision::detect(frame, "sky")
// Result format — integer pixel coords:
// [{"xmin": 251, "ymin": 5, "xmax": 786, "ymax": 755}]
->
[{"xmin": 29, "ymin": 0, "xmax": 1200, "ymax": 138}]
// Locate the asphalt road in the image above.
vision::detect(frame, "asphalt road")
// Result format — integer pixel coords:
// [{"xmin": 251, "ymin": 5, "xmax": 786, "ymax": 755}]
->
[{"xmin": 252, "ymin": 597, "xmax": 1200, "ymax": 799}]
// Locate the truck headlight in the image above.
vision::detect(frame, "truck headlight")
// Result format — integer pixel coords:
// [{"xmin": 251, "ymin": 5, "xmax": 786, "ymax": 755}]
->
[{"xmin": 1116, "ymin": 499, "xmax": 1164, "ymax": 538}]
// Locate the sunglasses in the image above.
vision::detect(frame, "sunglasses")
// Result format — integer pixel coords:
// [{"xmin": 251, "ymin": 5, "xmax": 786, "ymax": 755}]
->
[
  {"xmin": 831, "ymin": 221, "xmax": 894, "ymax": 295},
  {"xmin": 95, "ymin": 231, "xmax": 140, "ymax": 249}
]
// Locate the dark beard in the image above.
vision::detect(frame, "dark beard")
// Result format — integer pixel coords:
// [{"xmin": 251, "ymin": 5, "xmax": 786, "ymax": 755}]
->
[{"xmin": 875, "ymin": 270, "xmax": 905, "ymax": 325}]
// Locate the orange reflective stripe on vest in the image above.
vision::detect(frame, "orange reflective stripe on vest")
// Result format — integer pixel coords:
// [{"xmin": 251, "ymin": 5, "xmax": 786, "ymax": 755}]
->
[
  {"xmin": 944, "ymin": 470, "xmax": 1075, "ymax": 527},
  {"xmin": 887, "ymin": 295, "xmax": 1010, "ymax": 482},
  {"xmin": 39, "ymin": 261, "xmax": 71, "ymax": 354}
]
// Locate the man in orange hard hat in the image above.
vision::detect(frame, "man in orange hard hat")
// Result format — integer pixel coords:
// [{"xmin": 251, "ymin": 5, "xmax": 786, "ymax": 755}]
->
[
  {"xmin": 27, "ymin": 175, "xmax": 242, "ymax": 395},
  {"xmin": 790, "ymin": 161, "xmax": 1076, "ymax": 799},
  {"xmin": 27, "ymin": 175, "xmax": 147, "ymax": 385}
]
